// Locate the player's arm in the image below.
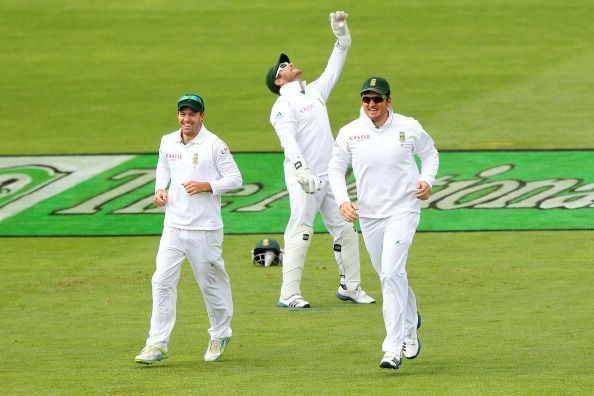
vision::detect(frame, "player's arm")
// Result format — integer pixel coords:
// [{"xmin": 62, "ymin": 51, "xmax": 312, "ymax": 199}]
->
[
  {"xmin": 271, "ymin": 101, "xmax": 322, "ymax": 193},
  {"xmin": 328, "ymin": 130, "xmax": 354, "ymax": 220},
  {"xmin": 413, "ymin": 121, "xmax": 439, "ymax": 200},
  {"xmin": 210, "ymin": 141, "xmax": 243, "ymax": 195},
  {"xmin": 271, "ymin": 101, "xmax": 305, "ymax": 165},
  {"xmin": 312, "ymin": 11, "xmax": 351, "ymax": 100},
  {"xmin": 182, "ymin": 142, "xmax": 243, "ymax": 196},
  {"xmin": 154, "ymin": 138, "xmax": 171, "ymax": 206}
]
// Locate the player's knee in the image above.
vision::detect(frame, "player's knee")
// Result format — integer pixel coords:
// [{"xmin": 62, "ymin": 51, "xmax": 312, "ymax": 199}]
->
[
  {"xmin": 335, "ymin": 223, "xmax": 357, "ymax": 245},
  {"xmin": 284, "ymin": 225, "xmax": 313, "ymax": 252},
  {"xmin": 380, "ymin": 269, "xmax": 407, "ymax": 285},
  {"xmin": 151, "ymin": 273, "xmax": 176, "ymax": 290}
]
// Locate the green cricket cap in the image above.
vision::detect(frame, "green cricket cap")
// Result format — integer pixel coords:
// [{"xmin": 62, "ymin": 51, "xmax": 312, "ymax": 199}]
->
[
  {"xmin": 360, "ymin": 77, "xmax": 391, "ymax": 96},
  {"xmin": 254, "ymin": 238, "xmax": 281, "ymax": 253},
  {"xmin": 266, "ymin": 53, "xmax": 290, "ymax": 94},
  {"xmin": 177, "ymin": 94, "xmax": 205, "ymax": 113}
]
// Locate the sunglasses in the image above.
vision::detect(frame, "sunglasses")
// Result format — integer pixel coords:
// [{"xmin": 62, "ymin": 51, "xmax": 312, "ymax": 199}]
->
[
  {"xmin": 361, "ymin": 95, "xmax": 388, "ymax": 104},
  {"xmin": 276, "ymin": 62, "xmax": 290, "ymax": 79}
]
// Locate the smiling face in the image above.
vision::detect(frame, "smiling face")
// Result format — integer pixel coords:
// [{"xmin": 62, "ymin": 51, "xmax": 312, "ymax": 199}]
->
[
  {"xmin": 361, "ymin": 91, "xmax": 392, "ymax": 127},
  {"xmin": 177, "ymin": 108, "xmax": 204, "ymax": 143}
]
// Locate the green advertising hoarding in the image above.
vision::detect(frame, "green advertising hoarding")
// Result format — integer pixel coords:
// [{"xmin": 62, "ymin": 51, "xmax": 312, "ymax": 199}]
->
[{"xmin": 1, "ymin": 150, "xmax": 592, "ymax": 236}]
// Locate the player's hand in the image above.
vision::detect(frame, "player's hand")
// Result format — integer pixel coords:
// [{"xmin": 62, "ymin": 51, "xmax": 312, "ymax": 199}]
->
[
  {"xmin": 182, "ymin": 180, "xmax": 212, "ymax": 195},
  {"xmin": 416, "ymin": 181, "xmax": 432, "ymax": 201},
  {"xmin": 329, "ymin": 10, "xmax": 351, "ymax": 49},
  {"xmin": 339, "ymin": 201, "xmax": 359, "ymax": 222},
  {"xmin": 295, "ymin": 166, "xmax": 323, "ymax": 194},
  {"xmin": 153, "ymin": 189, "xmax": 168, "ymax": 207}
]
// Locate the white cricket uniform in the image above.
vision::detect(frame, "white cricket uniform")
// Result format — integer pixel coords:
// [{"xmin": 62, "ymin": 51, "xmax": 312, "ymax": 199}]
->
[
  {"xmin": 145, "ymin": 125, "xmax": 242, "ymax": 348},
  {"xmin": 328, "ymin": 107, "xmax": 439, "ymax": 354},
  {"xmin": 269, "ymin": 43, "xmax": 361, "ymax": 299}
]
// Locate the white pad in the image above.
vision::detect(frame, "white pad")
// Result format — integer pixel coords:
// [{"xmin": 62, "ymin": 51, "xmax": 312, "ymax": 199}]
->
[
  {"xmin": 280, "ymin": 225, "xmax": 313, "ymax": 299},
  {"xmin": 334, "ymin": 223, "xmax": 360, "ymax": 291}
]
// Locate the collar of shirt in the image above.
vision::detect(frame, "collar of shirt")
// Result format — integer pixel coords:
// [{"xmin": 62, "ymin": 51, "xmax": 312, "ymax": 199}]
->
[
  {"xmin": 175, "ymin": 126, "xmax": 207, "ymax": 146},
  {"xmin": 360, "ymin": 106, "xmax": 395, "ymax": 133},
  {"xmin": 279, "ymin": 80, "xmax": 307, "ymax": 96}
]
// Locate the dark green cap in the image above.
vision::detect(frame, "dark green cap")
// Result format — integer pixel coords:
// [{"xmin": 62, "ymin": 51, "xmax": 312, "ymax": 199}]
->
[
  {"xmin": 254, "ymin": 238, "xmax": 281, "ymax": 253},
  {"xmin": 360, "ymin": 77, "xmax": 391, "ymax": 96},
  {"xmin": 266, "ymin": 53, "xmax": 290, "ymax": 94},
  {"xmin": 177, "ymin": 94, "xmax": 205, "ymax": 113},
  {"xmin": 252, "ymin": 238, "xmax": 283, "ymax": 266}
]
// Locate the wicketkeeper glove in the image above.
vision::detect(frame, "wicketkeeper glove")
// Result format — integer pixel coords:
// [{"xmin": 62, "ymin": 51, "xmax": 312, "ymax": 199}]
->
[
  {"xmin": 294, "ymin": 162, "xmax": 323, "ymax": 194},
  {"xmin": 329, "ymin": 10, "xmax": 351, "ymax": 49}
]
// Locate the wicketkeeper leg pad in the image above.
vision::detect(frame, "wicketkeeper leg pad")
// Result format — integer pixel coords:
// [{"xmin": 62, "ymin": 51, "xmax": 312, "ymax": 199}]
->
[
  {"xmin": 334, "ymin": 223, "xmax": 361, "ymax": 291},
  {"xmin": 280, "ymin": 225, "xmax": 313, "ymax": 299}
]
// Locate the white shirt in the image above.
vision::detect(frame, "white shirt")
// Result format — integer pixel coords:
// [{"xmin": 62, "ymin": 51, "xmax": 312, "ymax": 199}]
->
[
  {"xmin": 269, "ymin": 42, "xmax": 348, "ymax": 185},
  {"xmin": 328, "ymin": 108, "xmax": 439, "ymax": 218},
  {"xmin": 155, "ymin": 126, "xmax": 242, "ymax": 230}
]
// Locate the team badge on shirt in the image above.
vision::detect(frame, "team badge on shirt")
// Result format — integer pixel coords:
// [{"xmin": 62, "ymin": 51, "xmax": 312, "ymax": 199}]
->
[
  {"xmin": 192, "ymin": 153, "xmax": 199, "ymax": 167},
  {"xmin": 399, "ymin": 131, "xmax": 406, "ymax": 143}
]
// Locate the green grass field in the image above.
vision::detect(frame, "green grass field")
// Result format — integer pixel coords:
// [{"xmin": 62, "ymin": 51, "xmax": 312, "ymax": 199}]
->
[{"xmin": 2, "ymin": 0, "xmax": 594, "ymax": 394}]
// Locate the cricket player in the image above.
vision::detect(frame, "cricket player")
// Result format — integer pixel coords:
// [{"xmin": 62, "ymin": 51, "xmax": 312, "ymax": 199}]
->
[
  {"xmin": 135, "ymin": 94, "xmax": 242, "ymax": 365},
  {"xmin": 265, "ymin": 11, "xmax": 374, "ymax": 308},
  {"xmin": 328, "ymin": 77, "xmax": 439, "ymax": 370}
]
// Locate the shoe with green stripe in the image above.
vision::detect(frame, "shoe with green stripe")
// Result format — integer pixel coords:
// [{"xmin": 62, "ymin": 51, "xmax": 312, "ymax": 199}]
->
[
  {"xmin": 204, "ymin": 337, "xmax": 230, "ymax": 362},
  {"xmin": 135, "ymin": 346, "xmax": 169, "ymax": 364}
]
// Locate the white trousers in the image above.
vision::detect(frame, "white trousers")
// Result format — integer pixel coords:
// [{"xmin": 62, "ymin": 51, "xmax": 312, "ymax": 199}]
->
[
  {"xmin": 285, "ymin": 180, "xmax": 347, "ymax": 239},
  {"xmin": 145, "ymin": 226, "xmax": 233, "ymax": 348},
  {"xmin": 281, "ymin": 181, "xmax": 359, "ymax": 298},
  {"xmin": 359, "ymin": 212, "xmax": 420, "ymax": 354}
]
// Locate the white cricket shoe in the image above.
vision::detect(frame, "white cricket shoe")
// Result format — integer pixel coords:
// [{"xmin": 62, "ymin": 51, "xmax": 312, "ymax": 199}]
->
[
  {"xmin": 135, "ymin": 345, "xmax": 169, "ymax": 364},
  {"xmin": 336, "ymin": 285, "xmax": 375, "ymax": 304},
  {"xmin": 277, "ymin": 294, "xmax": 311, "ymax": 308},
  {"xmin": 403, "ymin": 336, "xmax": 421, "ymax": 359},
  {"xmin": 379, "ymin": 352, "xmax": 402, "ymax": 370},
  {"xmin": 204, "ymin": 337, "xmax": 230, "ymax": 362},
  {"xmin": 403, "ymin": 311, "xmax": 421, "ymax": 359}
]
